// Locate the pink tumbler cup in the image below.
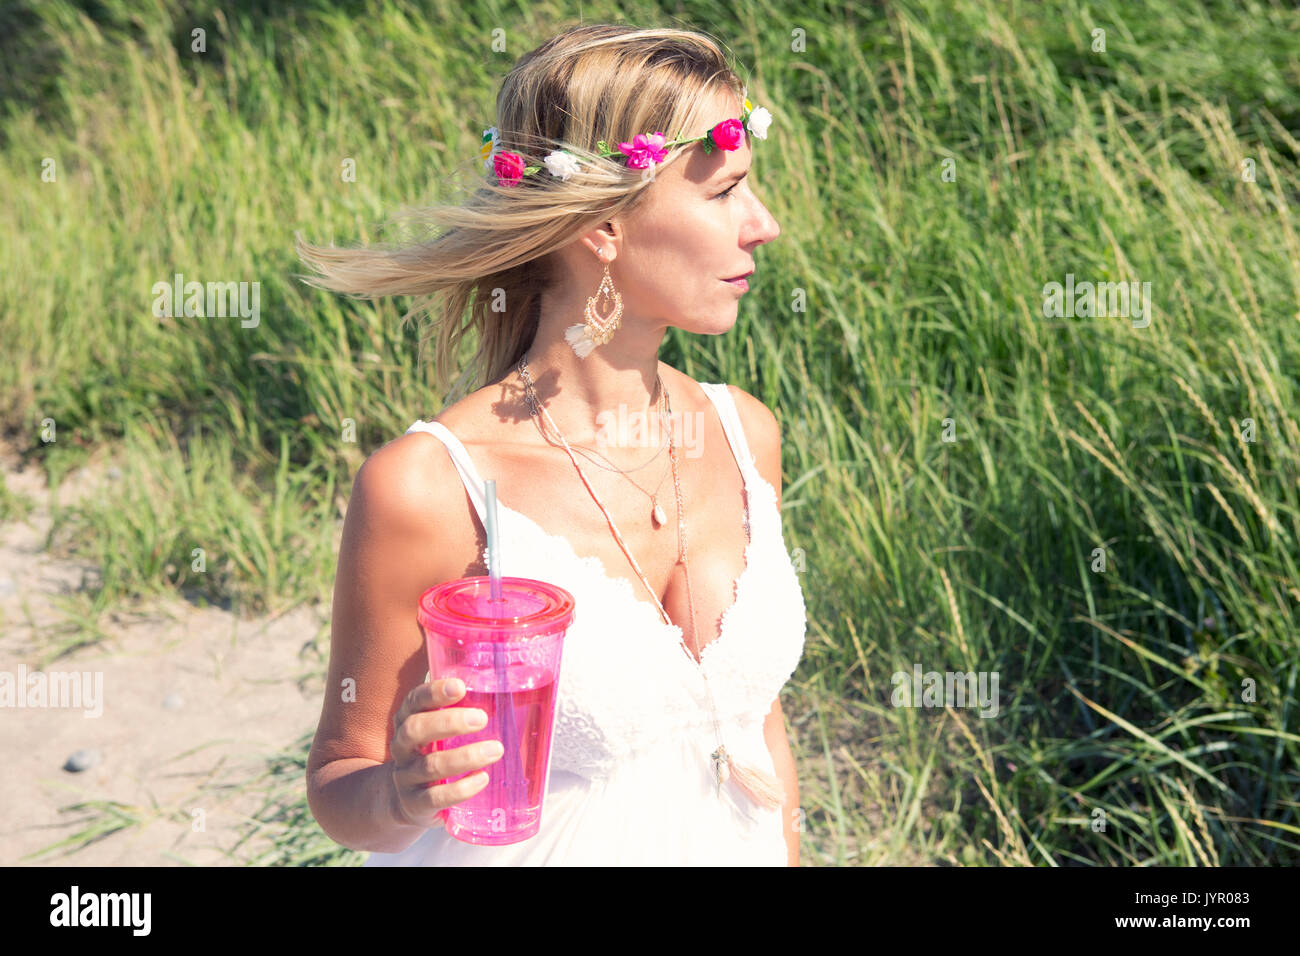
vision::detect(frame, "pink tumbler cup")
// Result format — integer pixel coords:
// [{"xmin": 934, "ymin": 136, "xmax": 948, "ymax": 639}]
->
[{"xmin": 418, "ymin": 576, "xmax": 575, "ymax": 846}]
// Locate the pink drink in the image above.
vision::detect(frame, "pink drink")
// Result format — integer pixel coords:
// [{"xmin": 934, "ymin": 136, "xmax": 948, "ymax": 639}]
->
[
  {"xmin": 418, "ymin": 577, "xmax": 574, "ymax": 846},
  {"xmin": 435, "ymin": 662, "xmax": 557, "ymax": 840}
]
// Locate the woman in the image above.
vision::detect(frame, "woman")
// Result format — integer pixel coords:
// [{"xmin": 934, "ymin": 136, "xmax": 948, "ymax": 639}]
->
[{"xmin": 298, "ymin": 23, "xmax": 807, "ymax": 865}]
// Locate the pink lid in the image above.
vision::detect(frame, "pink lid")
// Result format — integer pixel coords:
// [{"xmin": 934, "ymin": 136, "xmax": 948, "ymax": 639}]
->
[{"xmin": 418, "ymin": 576, "xmax": 575, "ymax": 642}]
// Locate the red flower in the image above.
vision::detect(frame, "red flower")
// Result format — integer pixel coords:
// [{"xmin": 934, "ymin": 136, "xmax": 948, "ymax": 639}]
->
[
  {"xmin": 710, "ymin": 119, "xmax": 745, "ymax": 151},
  {"xmin": 495, "ymin": 151, "xmax": 526, "ymax": 186}
]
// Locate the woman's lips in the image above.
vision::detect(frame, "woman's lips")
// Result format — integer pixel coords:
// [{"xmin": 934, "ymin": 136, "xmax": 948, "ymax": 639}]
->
[{"xmin": 724, "ymin": 277, "xmax": 749, "ymax": 292}]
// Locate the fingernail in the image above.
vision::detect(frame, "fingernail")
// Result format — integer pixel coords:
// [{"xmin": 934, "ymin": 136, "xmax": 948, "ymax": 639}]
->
[
  {"xmin": 469, "ymin": 709, "xmax": 488, "ymax": 728},
  {"xmin": 446, "ymin": 679, "xmax": 464, "ymax": 696}
]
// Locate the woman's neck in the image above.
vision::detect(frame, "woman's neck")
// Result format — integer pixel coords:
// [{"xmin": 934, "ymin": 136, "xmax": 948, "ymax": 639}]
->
[{"xmin": 516, "ymin": 290, "xmax": 669, "ymax": 448}]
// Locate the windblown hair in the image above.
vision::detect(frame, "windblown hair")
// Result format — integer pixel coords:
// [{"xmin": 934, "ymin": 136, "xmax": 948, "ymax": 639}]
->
[{"xmin": 295, "ymin": 22, "xmax": 748, "ymax": 404}]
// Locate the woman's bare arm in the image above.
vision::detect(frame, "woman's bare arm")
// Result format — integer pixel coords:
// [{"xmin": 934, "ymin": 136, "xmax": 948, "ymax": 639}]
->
[{"xmin": 305, "ymin": 432, "xmax": 478, "ymax": 853}]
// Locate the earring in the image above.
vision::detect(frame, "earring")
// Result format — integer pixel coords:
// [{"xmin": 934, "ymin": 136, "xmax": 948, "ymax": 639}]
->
[{"xmin": 564, "ymin": 248, "xmax": 623, "ymax": 358}]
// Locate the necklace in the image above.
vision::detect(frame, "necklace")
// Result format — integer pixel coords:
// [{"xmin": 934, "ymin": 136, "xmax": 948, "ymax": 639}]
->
[
  {"xmin": 570, "ymin": 433, "xmax": 669, "ymax": 474},
  {"xmin": 522, "ymin": 365, "xmax": 673, "ymax": 528},
  {"xmin": 564, "ymin": 375, "xmax": 670, "ymax": 475},
  {"xmin": 516, "ymin": 353, "xmax": 787, "ymax": 810},
  {"xmin": 576, "ymin": 441, "xmax": 673, "ymax": 528}
]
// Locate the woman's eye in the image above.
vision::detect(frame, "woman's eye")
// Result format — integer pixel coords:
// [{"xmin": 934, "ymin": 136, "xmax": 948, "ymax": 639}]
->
[{"xmin": 715, "ymin": 183, "xmax": 738, "ymax": 199}]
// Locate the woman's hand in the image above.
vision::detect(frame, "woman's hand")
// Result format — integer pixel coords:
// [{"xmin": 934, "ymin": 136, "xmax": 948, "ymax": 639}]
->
[{"xmin": 389, "ymin": 678, "xmax": 504, "ymax": 828}]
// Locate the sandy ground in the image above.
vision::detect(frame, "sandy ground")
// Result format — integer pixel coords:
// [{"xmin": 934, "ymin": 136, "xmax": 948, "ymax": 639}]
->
[{"xmin": 0, "ymin": 440, "xmax": 330, "ymax": 866}]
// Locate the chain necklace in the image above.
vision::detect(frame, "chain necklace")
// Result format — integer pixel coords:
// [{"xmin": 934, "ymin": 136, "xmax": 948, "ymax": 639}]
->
[
  {"xmin": 516, "ymin": 354, "xmax": 786, "ymax": 809},
  {"xmin": 570, "ymin": 433, "xmax": 669, "ymax": 474},
  {"xmin": 521, "ymin": 364, "xmax": 673, "ymax": 528},
  {"xmin": 580, "ymin": 442, "xmax": 673, "ymax": 527},
  {"xmin": 564, "ymin": 375, "xmax": 670, "ymax": 475}
]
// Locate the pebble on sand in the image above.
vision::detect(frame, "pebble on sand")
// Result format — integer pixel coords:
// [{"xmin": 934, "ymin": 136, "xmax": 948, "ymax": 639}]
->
[
  {"xmin": 63, "ymin": 748, "xmax": 102, "ymax": 773},
  {"xmin": 162, "ymin": 692, "xmax": 184, "ymax": 710}
]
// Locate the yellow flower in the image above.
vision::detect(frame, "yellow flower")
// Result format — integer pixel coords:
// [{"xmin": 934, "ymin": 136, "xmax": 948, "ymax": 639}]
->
[{"xmin": 480, "ymin": 127, "xmax": 499, "ymax": 171}]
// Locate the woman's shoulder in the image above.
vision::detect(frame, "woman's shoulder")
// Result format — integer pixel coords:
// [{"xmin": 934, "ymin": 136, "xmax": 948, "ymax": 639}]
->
[
  {"xmin": 346, "ymin": 422, "xmax": 488, "ymax": 584},
  {"xmin": 709, "ymin": 379, "xmax": 783, "ymax": 503},
  {"xmin": 351, "ymin": 418, "xmax": 469, "ymax": 541},
  {"xmin": 721, "ymin": 382, "xmax": 779, "ymax": 446},
  {"xmin": 661, "ymin": 362, "xmax": 779, "ymax": 449}
]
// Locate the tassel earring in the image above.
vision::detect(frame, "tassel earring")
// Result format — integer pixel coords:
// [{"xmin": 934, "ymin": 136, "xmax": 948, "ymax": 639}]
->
[{"xmin": 565, "ymin": 248, "xmax": 622, "ymax": 358}]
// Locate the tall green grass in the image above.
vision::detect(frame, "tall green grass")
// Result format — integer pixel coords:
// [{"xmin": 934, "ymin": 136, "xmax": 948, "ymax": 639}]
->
[{"xmin": 4, "ymin": 0, "xmax": 1298, "ymax": 864}]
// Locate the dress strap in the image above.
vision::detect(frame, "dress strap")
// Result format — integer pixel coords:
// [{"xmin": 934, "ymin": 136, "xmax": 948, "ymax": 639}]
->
[
  {"xmin": 697, "ymin": 383, "xmax": 757, "ymax": 474},
  {"xmin": 405, "ymin": 420, "xmax": 488, "ymax": 528}
]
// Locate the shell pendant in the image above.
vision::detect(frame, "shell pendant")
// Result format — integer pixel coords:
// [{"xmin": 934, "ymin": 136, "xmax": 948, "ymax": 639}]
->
[{"xmin": 651, "ymin": 499, "xmax": 667, "ymax": 527}]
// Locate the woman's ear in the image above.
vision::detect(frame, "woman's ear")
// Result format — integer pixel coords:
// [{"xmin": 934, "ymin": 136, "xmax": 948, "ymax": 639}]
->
[{"xmin": 579, "ymin": 223, "xmax": 619, "ymax": 260}]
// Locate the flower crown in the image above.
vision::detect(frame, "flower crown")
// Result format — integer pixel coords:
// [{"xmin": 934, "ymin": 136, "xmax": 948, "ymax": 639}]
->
[{"xmin": 480, "ymin": 98, "xmax": 773, "ymax": 187}]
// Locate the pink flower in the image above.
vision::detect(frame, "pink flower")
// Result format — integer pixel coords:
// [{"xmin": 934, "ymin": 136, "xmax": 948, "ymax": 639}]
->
[
  {"xmin": 495, "ymin": 151, "xmax": 526, "ymax": 186},
  {"xmin": 711, "ymin": 119, "xmax": 745, "ymax": 150},
  {"xmin": 616, "ymin": 132, "xmax": 668, "ymax": 170}
]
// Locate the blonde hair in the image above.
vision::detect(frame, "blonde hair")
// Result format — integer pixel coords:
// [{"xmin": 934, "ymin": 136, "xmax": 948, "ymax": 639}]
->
[{"xmin": 295, "ymin": 22, "xmax": 748, "ymax": 405}]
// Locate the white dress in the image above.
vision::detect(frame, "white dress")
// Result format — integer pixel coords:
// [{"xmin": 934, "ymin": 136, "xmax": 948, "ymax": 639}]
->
[{"xmin": 364, "ymin": 382, "xmax": 808, "ymax": 865}]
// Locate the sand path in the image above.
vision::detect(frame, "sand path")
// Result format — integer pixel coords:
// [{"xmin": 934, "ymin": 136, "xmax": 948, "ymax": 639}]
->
[{"xmin": 0, "ymin": 440, "xmax": 330, "ymax": 866}]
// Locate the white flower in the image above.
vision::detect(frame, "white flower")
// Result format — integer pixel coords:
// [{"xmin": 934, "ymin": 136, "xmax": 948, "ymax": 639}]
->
[
  {"xmin": 746, "ymin": 106, "xmax": 772, "ymax": 140},
  {"xmin": 544, "ymin": 150, "xmax": 582, "ymax": 180},
  {"xmin": 480, "ymin": 126, "xmax": 499, "ymax": 171}
]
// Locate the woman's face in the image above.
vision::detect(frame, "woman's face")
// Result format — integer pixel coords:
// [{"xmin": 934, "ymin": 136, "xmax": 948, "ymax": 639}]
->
[{"xmin": 612, "ymin": 87, "xmax": 781, "ymax": 336}]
